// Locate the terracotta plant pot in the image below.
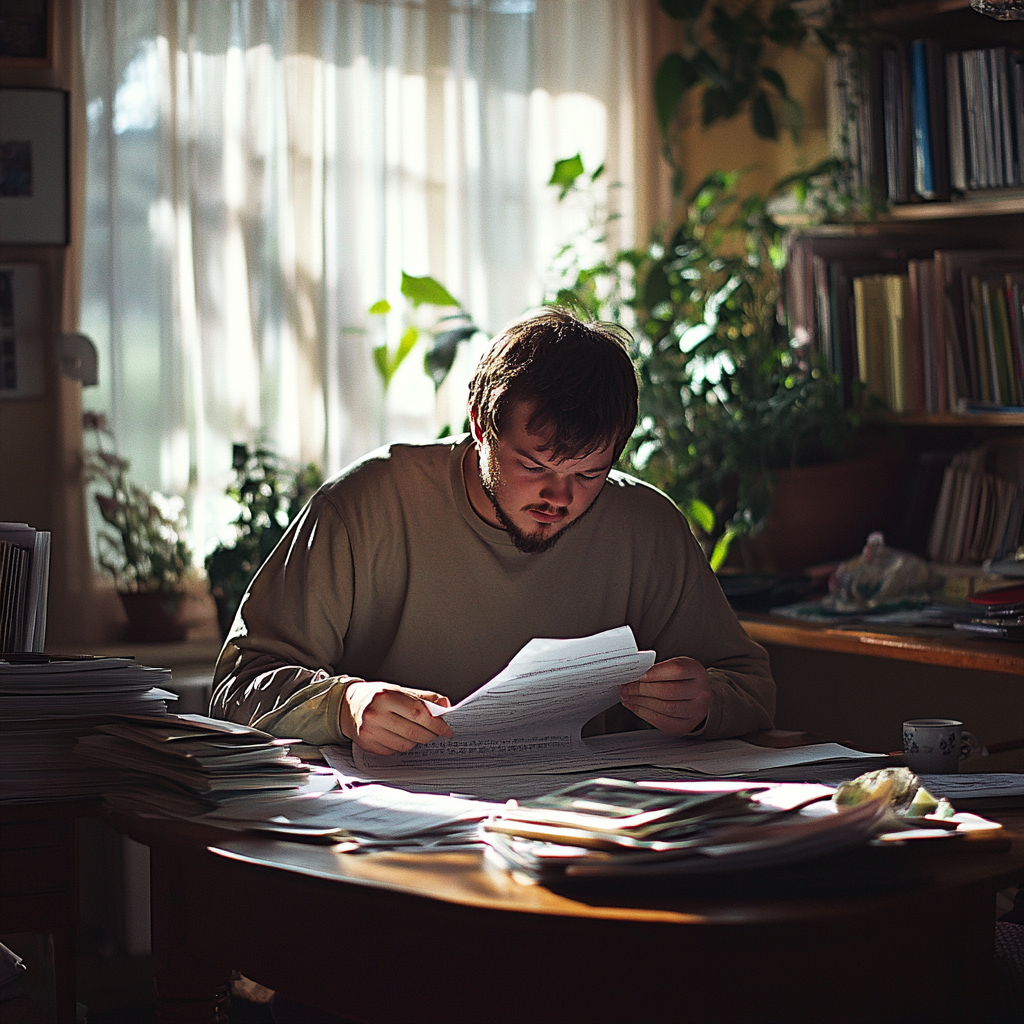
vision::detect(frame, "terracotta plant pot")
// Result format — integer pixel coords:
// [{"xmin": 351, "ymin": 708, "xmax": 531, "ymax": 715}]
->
[
  {"xmin": 118, "ymin": 590, "xmax": 187, "ymax": 642},
  {"xmin": 741, "ymin": 450, "xmax": 913, "ymax": 574}
]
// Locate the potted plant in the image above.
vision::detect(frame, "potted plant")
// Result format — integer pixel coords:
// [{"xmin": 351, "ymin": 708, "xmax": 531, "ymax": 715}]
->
[
  {"xmin": 549, "ymin": 160, "xmax": 909, "ymax": 573},
  {"xmin": 205, "ymin": 443, "xmax": 323, "ymax": 639},
  {"xmin": 83, "ymin": 412, "xmax": 193, "ymax": 641}
]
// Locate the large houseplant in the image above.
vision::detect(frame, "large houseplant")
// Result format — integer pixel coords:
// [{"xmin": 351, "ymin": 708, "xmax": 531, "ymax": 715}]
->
[
  {"xmin": 83, "ymin": 412, "xmax": 193, "ymax": 641},
  {"xmin": 549, "ymin": 160, "xmax": 898, "ymax": 571},
  {"xmin": 205, "ymin": 443, "xmax": 323, "ymax": 639}
]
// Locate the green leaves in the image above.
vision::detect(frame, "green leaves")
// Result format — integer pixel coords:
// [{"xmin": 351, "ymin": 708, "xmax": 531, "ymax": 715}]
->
[
  {"xmin": 750, "ymin": 89, "xmax": 777, "ymax": 140},
  {"xmin": 373, "ymin": 325, "xmax": 419, "ymax": 391},
  {"xmin": 653, "ymin": 1, "xmax": 819, "ymax": 154},
  {"xmin": 400, "ymin": 273, "xmax": 459, "ymax": 308},
  {"xmin": 370, "ymin": 275, "xmax": 476, "ymax": 391},
  {"xmin": 655, "ymin": 54, "xmax": 699, "ymax": 136},
  {"xmin": 659, "ymin": 0, "xmax": 708, "ymax": 20},
  {"xmin": 425, "ymin": 321, "xmax": 478, "ymax": 388},
  {"xmin": 549, "ymin": 153, "xmax": 586, "ymax": 198}
]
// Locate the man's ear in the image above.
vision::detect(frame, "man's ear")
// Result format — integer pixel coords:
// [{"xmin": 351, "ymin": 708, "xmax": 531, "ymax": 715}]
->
[{"xmin": 468, "ymin": 405, "xmax": 484, "ymax": 445}]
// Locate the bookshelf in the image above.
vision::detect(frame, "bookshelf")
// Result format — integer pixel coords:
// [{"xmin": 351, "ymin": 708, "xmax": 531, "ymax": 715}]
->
[
  {"xmin": 763, "ymin": 3, "xmax": 1024, "ymax": 680},
  {"xmin": 786, "ymin": 1, "xmax": 1024, "ymax": 574}
]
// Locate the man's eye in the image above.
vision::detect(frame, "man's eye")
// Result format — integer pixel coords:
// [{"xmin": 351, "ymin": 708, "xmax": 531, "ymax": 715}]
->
[
  {"xmin": 522, "ymin": 464, "xmax": 544, "ymax": 473},
  {"xmin": 577, "ymin": 473, "xmax": 600, "ymax": 482}
]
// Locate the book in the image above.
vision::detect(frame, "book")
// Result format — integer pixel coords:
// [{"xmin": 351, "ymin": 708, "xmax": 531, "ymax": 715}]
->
[
  {"xmin": 884, "ymin": 274, "xmax": 910, "ymax": 412},
  {"xmin": 853, "ymin": 275, "xmax": 891, "ymax": 405},
  {"xmin": 911, "ymin": 40, "xmax": 935, "ymax": 199},
  {"xmin": 945, "ymin": 50, "xmax": 967, "ymax": 193},
  {"xmin": 908, "ymin": 258, "xmax": 935, "ymax": 412}
]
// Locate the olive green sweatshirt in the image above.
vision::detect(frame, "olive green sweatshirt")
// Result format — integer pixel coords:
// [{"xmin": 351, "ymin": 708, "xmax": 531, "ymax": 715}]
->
[{"xmin": 211, "ymin": 437, "xmax": 774, "ymax": 746}]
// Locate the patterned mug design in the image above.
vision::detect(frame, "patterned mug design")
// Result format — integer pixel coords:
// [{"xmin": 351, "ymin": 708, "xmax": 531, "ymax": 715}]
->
[{"xmin": 902, "ymin": 719, "xmax": 966, "ymax": 774}]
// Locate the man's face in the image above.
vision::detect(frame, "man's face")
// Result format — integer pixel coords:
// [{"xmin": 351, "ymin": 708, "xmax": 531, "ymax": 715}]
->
[{"xmin": 465, "ymin": 401, "xmax": 615, "ymax": 553}]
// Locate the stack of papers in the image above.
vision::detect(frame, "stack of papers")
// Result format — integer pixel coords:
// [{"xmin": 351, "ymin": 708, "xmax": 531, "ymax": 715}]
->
[
  {"xmin": 0, "ymin": 655, "xmax": 176, "ymax": 802},
  {"xmin": 194, "ymin": 784, "xmax": 503, "ymax": 847},
  {"xmin": 75, "ymin": 713, "xmax": 313, "ymax": 805},
  {"xmin": 482, "ymin": 778, "xmax": 888, "ymax": 880}
]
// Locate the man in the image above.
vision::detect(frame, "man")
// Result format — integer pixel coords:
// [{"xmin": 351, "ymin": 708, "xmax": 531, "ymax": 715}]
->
[{"xmin": 211, "ymin": 307, "xmax": 774, "ymax": 750}]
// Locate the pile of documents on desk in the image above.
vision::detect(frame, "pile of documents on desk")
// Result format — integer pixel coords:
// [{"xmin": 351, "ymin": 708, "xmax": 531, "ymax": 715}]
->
[
  {"xmin": 480, "ymin": 777, "xmax": 890, "ymax": 880},
  {"xmin": 75, "ymin": 713, "xmax": 318, "ymax": 820},
  {"xmin": 0, "ymin": 655, "xmax": 176, "ymax": 802},
  {"xmin": 74, "ymin": 712, "xmax": 499, "ymax": 845}
]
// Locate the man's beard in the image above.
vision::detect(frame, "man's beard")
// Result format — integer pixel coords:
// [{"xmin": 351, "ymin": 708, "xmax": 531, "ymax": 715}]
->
[{"xmin": 479, "ymin": 453, "xmax": 596, "ymax": 554}]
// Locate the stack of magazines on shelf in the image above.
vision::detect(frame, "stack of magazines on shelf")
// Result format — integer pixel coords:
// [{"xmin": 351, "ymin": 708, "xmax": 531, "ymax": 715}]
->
[
  {"xmin": 482, "ymin": 777, "xmax": 889, "ymax": 881},
  {"xmin": 0, "ymin": 655, "xmax": 176, "ymax": 802},
  {"xmin": 75, "ymin": 712, "xmax": 317, "ymax": 823}
]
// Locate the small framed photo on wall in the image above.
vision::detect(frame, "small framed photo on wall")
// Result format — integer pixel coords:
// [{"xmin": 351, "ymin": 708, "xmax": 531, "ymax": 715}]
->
[
  {"xmin": 0, "ymin": 262, "xmax": 44, "ymax": 400},
  {"xmin": 0, "ymin": 0, "xmax": 54, "ymax": 66},
  {"xmin": 0, "ymin": 87, "xmax": 68, "ymax": 244}
]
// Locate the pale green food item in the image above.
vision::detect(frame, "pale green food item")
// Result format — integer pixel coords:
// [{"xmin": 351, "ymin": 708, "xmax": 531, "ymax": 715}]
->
[
  {"xmin": 833, "ymin": 767, "xmax": 921, "ymax": 812},
  {"xmin": 906, "ymin": 786, "xmax": 939, "ymax": 817}
]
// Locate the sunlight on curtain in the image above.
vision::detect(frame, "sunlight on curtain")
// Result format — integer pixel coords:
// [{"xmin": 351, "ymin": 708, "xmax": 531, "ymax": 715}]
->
[{"xmin": 79, "ymin": 0, "xmax": 640, "ymax": 563}]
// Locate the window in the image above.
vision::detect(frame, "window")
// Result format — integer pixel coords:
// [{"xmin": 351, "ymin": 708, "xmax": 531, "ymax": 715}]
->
[{"xmin": 80, "ymin": 0, "xmax": 640, "ymax": 559}]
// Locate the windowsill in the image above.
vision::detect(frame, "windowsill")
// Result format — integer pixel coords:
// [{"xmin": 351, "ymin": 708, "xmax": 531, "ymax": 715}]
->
[{"xmin": 48, "ymin": 637, "xmax": 224, "ymax": 670}]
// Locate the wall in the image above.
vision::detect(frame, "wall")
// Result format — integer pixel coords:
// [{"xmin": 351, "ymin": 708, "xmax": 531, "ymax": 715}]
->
[{"xmin": 0, "ymin": 1, "xmax": 99, "ymax": 646}]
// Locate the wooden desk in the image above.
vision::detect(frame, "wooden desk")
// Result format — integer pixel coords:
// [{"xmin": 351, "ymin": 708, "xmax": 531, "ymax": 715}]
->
[
  {"xmin": 112, "ymin": 811, "xmax": 1024, "ymax": 1024},
  {"xmin": 739, "ymin": 614, "xmax": 1024, "ymax": 675},
  {"xmin": 740, "ymin": 615, "xmax": 1024, "ymax": 755}
]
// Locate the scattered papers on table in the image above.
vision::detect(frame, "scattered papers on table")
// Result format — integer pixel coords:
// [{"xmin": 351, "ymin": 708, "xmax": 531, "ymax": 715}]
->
[
  {"xmin": 481, "ymin": 777, "xmax": 888, "ymax": 880},
  {"xmin": 914, "ymin": 773, "xmax": 1024, "ymax": 800},
  {"xmin": 327, "ymin": 732, "xmax": 886, "ymax": 798}
]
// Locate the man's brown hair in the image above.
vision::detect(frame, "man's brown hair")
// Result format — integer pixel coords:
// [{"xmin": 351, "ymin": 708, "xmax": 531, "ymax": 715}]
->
[{"xmin": 468, "ymin": 307, "xmax": 639, "ymax": 462}]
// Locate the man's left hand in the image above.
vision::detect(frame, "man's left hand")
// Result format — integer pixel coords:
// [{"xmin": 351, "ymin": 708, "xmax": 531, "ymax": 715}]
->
[{"xmin": 618, "ymin": 657, "xmax": 711, "ymax": 736}]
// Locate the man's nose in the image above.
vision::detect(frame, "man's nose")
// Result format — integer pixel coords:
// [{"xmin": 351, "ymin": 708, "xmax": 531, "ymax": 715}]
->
[{"xmin": 540, "ymin": 474, "xmax": 572, "ymax": 507}]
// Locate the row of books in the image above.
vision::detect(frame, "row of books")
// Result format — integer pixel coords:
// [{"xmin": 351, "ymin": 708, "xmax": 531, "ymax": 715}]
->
[
  {"xmin": 786, "ymin": 237, "xmax": 1024, "ymax": 415},
  {"xmin": 826, "ymin": 42, "xmax": 1024, "ymax": 204},
  {"xmin": 926, "ymin": 443, "xmax": 1024, "ymax": 566},
  {"xmin": 0, "ymin": 522, "xmax": 50, "ymax": 654}
]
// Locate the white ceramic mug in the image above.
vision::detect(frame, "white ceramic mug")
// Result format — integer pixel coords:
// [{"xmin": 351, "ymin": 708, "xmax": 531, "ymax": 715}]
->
[{"xmin": 902, "ymin": 719, "xmax": 976, "ymax": 774}]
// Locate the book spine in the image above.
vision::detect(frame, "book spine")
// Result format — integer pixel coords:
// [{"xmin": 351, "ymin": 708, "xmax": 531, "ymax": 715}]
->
[
  {"xmin": 993, "ymin": 48, "xmax": 1015, "ymax": 187},
  {"xmin": 906, "ymin": 259, "xmax": 927, "ymax": 414},
  {"xmin": 911, "ymin": 41, "xmax": 935, "ymax": 199},
  {"xmin": 885, "ymin": 274, "xmax": 909, "ymax": 413},
  {"xmin": 932, "ymin": 253, "xmax": 951, "ymax": 413},
  {"xmin": 1014, "ymin": 55, "xmax": 1024, "ymax": 187},
  {"xmin": 945, "ymin": 50, "xmax": 967, "ymax": 193}
]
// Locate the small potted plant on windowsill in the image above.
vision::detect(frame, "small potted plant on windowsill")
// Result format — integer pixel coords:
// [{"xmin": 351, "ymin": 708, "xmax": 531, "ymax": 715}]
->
[
  {"xmin": 83, "ymin": 412, "xmax": 194, "ymax": 642},
  {"xmin": 205, "ymin": 443, "xmax": 322, "ymax": 640}
]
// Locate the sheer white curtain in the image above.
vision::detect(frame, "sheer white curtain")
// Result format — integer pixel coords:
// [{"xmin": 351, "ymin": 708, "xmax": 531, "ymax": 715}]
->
[{"xmin": 79, "ymin": 0, "xmax": 642, "ymax": 561}]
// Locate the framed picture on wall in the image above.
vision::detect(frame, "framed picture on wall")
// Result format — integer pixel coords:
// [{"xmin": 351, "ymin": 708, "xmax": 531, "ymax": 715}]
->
[
  {"xmin": 0, "ymin": 87, "xmax": 68, "ymax": 244},
  {"xmin": 0, "ymin": 0, "xmax": 54, "ymax": 66}
]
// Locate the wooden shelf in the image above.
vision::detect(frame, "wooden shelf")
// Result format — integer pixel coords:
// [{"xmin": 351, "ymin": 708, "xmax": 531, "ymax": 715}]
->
[
  {"xmin": 740, "ymin": 613, "xmax": 1024, "ymax": 675},
  {"xmin": 888, "ymin": 196, "xmax": 1024, "ymax": 220},
  {"xmin": 874, "ymin": 411, "xmax": 1024, "ymax": 427}
]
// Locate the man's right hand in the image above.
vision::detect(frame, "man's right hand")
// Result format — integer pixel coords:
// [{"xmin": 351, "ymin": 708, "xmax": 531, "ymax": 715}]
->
[{"xmin": 339, "ymin": 681, "xmax": 453, "ymax": 755}]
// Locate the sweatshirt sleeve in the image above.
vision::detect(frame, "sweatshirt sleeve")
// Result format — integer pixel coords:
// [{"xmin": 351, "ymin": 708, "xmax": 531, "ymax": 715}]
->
[
  {"xmin": 634, "ymin": 496, "xmax": 775, "ymax": 740},
  {"xmin": 209, "ymin": 494, "xmax": 357, "ymax": 744}
]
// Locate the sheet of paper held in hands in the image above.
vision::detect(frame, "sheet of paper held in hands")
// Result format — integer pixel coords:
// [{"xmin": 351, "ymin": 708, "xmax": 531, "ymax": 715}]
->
[
  {"xmin": 345, "ymin": 626, "xmax": 884, "ymax": 786},
  {"xmin": 352, "ymin": 626, "xmax": 656, "ymax": 774}
]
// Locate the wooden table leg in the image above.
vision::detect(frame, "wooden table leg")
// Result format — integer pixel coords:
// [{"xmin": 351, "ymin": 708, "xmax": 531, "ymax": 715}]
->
[{"xmin": 149, "ymin": 844, "xmax": 230, "ymax": 1023}]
